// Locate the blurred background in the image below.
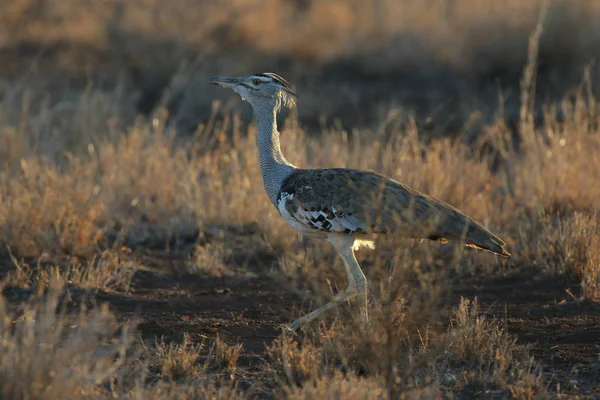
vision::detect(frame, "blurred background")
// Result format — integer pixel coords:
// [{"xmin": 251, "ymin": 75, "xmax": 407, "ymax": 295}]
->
[{"xmin": 2, "ymin": 0, "xmax": 599, "ymax": 138}]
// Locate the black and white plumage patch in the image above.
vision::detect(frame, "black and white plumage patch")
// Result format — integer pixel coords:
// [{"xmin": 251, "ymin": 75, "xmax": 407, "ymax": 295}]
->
[{"xmin": 276, "ymin": 191, "xmax": 368, "ymax": 236}]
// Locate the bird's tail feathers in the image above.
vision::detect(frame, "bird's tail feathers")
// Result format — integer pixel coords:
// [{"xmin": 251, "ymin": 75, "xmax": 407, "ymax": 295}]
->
[{"xmin": 459, "ymin": 222, "xmax": 511, "ymax": 257}]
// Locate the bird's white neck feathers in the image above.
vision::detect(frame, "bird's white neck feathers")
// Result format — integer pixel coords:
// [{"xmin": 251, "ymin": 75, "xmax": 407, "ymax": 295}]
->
[{"xmin": 251, "ymin": 99, "xmax": 295, "ymax": 205}]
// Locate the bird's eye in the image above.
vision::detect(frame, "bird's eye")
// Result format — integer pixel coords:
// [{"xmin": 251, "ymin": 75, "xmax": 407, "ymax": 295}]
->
[{"xmin": 252, "ymin": 79, "xmax": 261, "ymax": 85}]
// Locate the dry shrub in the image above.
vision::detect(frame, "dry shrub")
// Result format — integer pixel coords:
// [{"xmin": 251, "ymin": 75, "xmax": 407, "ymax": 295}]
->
[
  {"xmin": 512, "ymin": 93, "xmax": 600, "ymax": 215},
  {"xmin": 3, "ymin": 248, "xmax": 138, "ymax": 293},
  {"xmin": 71, "ymin": 248, "xmax": 138, "ymax": 291},
  {"xmin": 188, "ymin": 243, "xmax": 235, "ymax": 277},
  {"xmin": 287, "ymin": 372, "xmax": 444, "ymax": 400},
  {"xmin": 528, "ymin": 212, "xmax": 600, "ymax": 299},
  {"xmin": 211, "ymin": 335, "xmax": 243, "ymax": 376},
  {"xmin": 93, "ymin": 123, "xmax": 202, "ymax": 228},
  {"xmin": 443, "ymin": 298, "xmax": 545, "ymax": 397},
  {"xmin": 266, "ymin": 334, "xmax": 324, "ymax": 387},
  {"xmin": 447, "ymin": 298, "xmax": 513, "ymax": 362},
  {"xmin": 0, "ymin": 157, "xmax": 106, "ymax": 257},
  {"xmin": 3, "ymin": 84, "xmax": 597, "ymax": 281},
  {"xmin": 286, "ymin": 372, "xmax": 390, "ymax": 400},
  {"xmin": 123, "ymin": 381, "xmax": 243, "ymax": 400},
  {"xmin": 0, "ymin": 281, "xmax": 133, "ymax": 400},
  {"xmin": 0, "ymin": 118, "xmax": 204, "ymax": 258},
  {"xmin": 154, "ymin": 334, "xmax": 204, "ymax": 382},
  {"xmin": 151, "ymin": 335, "xmax": 242, "ymax": 387}
]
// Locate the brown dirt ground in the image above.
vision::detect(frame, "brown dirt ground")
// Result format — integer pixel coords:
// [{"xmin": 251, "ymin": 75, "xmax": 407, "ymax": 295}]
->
[
  {"xmin": 2, "ymin": 243, "xmax": 600, "ymax": 398},
  {"xmin": 454, "ymin": 271, "xmax": 600, "ymax": 397}
]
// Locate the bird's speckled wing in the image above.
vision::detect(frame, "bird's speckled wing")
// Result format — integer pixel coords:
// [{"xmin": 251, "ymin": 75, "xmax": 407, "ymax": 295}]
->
[{"xmin": 276, "ymin": 168, "xmax": 509, "ymax": 256}]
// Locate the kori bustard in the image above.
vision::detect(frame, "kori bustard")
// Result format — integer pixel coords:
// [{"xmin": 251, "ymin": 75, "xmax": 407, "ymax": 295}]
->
[{"xmin": 210, "ymin": 73, "xmax": 510, "ymax": 331}]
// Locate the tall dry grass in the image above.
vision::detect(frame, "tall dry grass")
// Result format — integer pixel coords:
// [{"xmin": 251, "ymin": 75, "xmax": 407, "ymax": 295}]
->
[
  {"xmin": 0, "ymin": 280, "xmax": 133, "ymax": 399},
  {"xmin": 1, "ymin": 72, "xmax": 599, "ymax": 289}
]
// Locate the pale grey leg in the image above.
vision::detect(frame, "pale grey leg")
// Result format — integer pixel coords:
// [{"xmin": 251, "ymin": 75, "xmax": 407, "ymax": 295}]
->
[{"xmin": 289, "ymin": 234, "xmax": 368, "ymax": 331}]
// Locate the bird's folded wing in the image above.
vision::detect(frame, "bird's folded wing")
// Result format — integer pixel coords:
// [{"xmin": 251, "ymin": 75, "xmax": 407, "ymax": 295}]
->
[
  {"xmin": 277, "ymin": 168, "xmax": 449, "ymax": 236},
  {"xmin": 277, "ymin": 168, "xmax": 510, "ymax": 256}
]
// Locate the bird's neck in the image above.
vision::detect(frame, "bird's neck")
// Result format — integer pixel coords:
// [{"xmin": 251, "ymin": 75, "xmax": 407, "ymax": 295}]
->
[{"xmin": 252, "ymin": 101, "xmax": 295, "ymax": 205}]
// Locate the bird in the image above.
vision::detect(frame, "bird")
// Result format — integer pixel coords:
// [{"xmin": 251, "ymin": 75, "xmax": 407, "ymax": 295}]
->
[{"xmin": 210, "ymin": 72, "xmax": 510, "ymax": 331}]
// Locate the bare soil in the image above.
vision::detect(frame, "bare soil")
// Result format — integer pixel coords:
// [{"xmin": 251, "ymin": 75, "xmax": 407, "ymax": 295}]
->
[
  {"xmin": 455, "ymin": 271, "xmax": 600, "ymax": 396},
  {"xmin": 4, "ymin": 239, "xmax": 597, "ymax": 398}
]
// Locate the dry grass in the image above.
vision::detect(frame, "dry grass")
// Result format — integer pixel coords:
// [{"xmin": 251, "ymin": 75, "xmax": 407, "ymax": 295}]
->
[
  {"xmin": 266, "ymin": 296, "xmax": 544, "ymax": 398},
  {"xmin": 123, "ymin": 381, "xmax": 244, "ymax": 400},
  {"xmin": 0, "ymin": 0, "xmax": 598, "ymax": 398},
  {"xmin": 0, "ymin": 281, "xmax": 133, "ymax": 399},
  {"xmin": 526, "ymin": 212, "xmax": 600, "ymax": 299},
  {"xmin": 0, "ymin": 83, "xmax": 597, "ymax": 396},
  {"xmin": 211, "ymin": 335, "xmax": 243, "ymax": 375},
  {"xmin": 154, "ymin": 333, "xmax": 205, "ymax": 382},
  {"xmin": 1, "ymin": 0, "xmax": 600, "ymax": 129},
  {"xmin": 2, "ymin": 247, "xmax": 139, "ymax": 295},
  {"xmin": 285, "ymin": 373, "xmax": 391, "ymax": 400},
  {"xmin": 0, "ymin": 122, "xmax": 204, "ymax": 258}
]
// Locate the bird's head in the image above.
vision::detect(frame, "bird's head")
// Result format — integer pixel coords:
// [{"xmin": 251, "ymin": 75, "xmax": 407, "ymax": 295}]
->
[{"xmin": 210, "ymin": 72, "xmax": 296, "ymax": 111}]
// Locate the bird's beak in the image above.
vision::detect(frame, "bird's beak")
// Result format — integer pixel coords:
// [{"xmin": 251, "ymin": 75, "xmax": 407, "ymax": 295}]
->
[{"xmin": 209, "ymin": 77, "xmax": 239, "ymax": 87}]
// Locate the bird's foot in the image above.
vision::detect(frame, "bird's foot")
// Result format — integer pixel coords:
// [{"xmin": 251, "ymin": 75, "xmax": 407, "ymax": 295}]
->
[
  {"xmin": 360, "ymin": 307, "xmax": 369, "ymax": 326},
  {"xmin": 288, "ymin": 315, "xmax": 309, "ymax": 332},
  {"xmin": 279, "ymin": 324, "xmax": 298, "ymax": 337},
  {"xmin": 358, "ymin": 299, "xmax": 370, "ymax": 330}
]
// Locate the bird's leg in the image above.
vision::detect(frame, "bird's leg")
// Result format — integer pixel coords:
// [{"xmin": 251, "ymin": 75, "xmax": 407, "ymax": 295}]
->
[
  {"xmin": 289, "ymin": 235, "xmax": 368, "ymax": 331},
  {"xmin": 339, "ymin": 244, "xmax": 369, "ymax": 325},
  {"xmin": 288, "ymin": 284, "xmax": 359, "ymax": 331},
  {"xmin": 352, "ymin": 262, "xmax": 369, "ymax": 325}
]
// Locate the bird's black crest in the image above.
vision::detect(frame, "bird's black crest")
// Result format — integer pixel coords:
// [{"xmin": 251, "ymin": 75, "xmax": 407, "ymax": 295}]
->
[{"xmin": 258, "ymin": 72, "xmax": 295, "ymax": 95}]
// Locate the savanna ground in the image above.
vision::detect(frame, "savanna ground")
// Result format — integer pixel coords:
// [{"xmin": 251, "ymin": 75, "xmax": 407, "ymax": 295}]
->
[{"xmin": 1, "ymin": 0, "xmax": 600, "ymax": 398}]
